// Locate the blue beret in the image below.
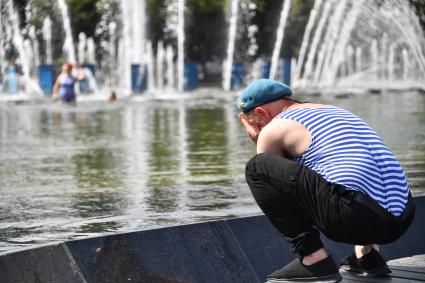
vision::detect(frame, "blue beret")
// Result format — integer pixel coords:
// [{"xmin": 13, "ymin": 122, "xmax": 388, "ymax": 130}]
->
[{"xmin": 236, "ymin": 79, "xmax": 292, "ymax": 112}]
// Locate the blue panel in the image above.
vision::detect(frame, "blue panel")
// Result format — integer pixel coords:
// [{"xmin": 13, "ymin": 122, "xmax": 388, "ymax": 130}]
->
[
  {"xmin": 5, "ymin": 66, "xmax": 18, "ymax": 94},
  {"xmin": 262, "ymin": 60, "xmax": 271, "ymax": 79},
  {"xmin": 131, "ymin": 64, "xmax": 147, "ymax": 93},
  {"xmin": 184, "ymin": 62, "xmax": 198, "ymax": 91},
  {"xmin": 281, "ymin": 58, "xmax": 292, "ymax": 86},
  {"xmin": 38, "ymin": 65, "xmax": 55, "ymax": 94},
  {"xmin": 231, "ymin": 62, "xmax": 244, "ymax": 90}
]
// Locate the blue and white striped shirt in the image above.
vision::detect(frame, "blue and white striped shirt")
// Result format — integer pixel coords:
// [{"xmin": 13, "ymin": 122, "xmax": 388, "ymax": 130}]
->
[{"xmin": 276, "ymin": 106, "xmax": 409, "ymax": 216}]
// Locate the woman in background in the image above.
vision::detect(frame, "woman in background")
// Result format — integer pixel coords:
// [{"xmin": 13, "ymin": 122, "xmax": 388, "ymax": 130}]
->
[{"xmin": 52, "ymin": 63, "xmax": 85, "ymax": 103}]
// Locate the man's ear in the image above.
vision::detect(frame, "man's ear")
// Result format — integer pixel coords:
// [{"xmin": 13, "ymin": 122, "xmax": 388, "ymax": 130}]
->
[{"xmin": 254, "ymin": 107, "xmax": 271, "ymax": 126}]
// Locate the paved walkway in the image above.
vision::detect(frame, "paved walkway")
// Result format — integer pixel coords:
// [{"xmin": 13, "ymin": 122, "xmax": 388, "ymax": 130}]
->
[{"xmin": 341, "ymin": 255, "xmax": 425, "ymax": 282}]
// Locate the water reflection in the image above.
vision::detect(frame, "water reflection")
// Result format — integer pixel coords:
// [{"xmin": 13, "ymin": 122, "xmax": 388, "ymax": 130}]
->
[
  {"xmin": 0, "ymin": 91, "xmax": 424, "ymax": 252},
  {"xmin": 186, "ymin": 107, "xmax": 230, "ymax": 184}
]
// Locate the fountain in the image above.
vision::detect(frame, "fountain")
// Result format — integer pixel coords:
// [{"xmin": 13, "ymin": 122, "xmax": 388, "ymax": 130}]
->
[
  {"xmin": 269, "ymin": 0, "xmax": 292, "ymax": 81},
  {"xmin": 108, "ymin": 21, "xmax": 117, "ymax": 82},
  {"xmin": 29, "ymin": 26, "xmax": 40, "ymax": 68},
  {"xmin": 294, "ymin": 0, "xmax": 425, "ymax": 89},
  {"xmin": 388, "ymin": 44, "xmax": 395, "ymax": 82},
  {"xmin": 166, "ymin": 45, "xmax": 175, "ymax": 90},
  {"xmin": 301, "ymin": 0, "xmax": 333, "ymax": 87},
  {"xmin": 177, "ymin": 0, "xmax": 185, "ymax": 92},
  {"xmin": 371, "ymin": 39, "xmax": 378, "ymax": 81},
  {"xmin": 42, "ymin": 17, "xmax": 53, "ymax": 65},
  {"xmin": 355, "ymin": 47, "xmax": 362, "ymax": 75},
  {"xmin": 403, "ymin": 49, "xmax": 409, "ymax": 81},
  {"xmin": 312, "ymin": 0, "xmax": 345, "ymax": 86},
  {"xmin": 156, "ymin": 41, "xmax": 165, "ymax": 90},
  {"xmin": 147, "ymin": 41, "xmax": 155, "ymax": 91},
  {"xmin": 0, "ymin": 5, "xmax": 3, "ymax": 69},
  {"xmin": 294, "ymin": 0, "xmax": 322, "ymax": 83},
  {"xmin": 132, "ymin": 0, "xmax": 146, "ymax": 65},
  {"xmin": 58, "ymin": 0, "xmax": 76, "ymax": 64},
  {"xmin": 222, "ymin": 0, "xmax": 239, "ymax": 91},
  {"xmin": 87, "ymin": 37, "xmax": 95, "ymax": 64},
  {"xmin": 78, "ymin": 32, "xmax": 87, "ymax": 64},
  {"xmin": 119, "ymin": 0, "xmax": 147, "ymax": 93},
  {"xmin": 2, "ymin": 0, "xmax": 42, "ymax": 96}
]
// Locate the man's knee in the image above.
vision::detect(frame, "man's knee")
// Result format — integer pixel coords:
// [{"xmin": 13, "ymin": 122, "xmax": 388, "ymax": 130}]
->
[
  {"xmin": 246, "ymin": 153, "xmax": 294, "ymax": 176},
  {"xmin": 245, "ymin": 153, "xmax": 266, "ymax": 175}
]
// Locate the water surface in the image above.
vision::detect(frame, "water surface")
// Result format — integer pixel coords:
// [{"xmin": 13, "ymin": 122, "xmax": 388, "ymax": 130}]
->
[{"xmin": 1, "ymin": 89, "xmax": 424, "ymax": 252}]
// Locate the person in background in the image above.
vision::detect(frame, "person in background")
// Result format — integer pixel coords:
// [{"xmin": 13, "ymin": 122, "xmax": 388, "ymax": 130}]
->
[
  {"xmin": 237, "ymin": 79, "xmax": 414, "ymax": 282},
  {"xmin": 107, "ymin": 90, "xmax": 117, "ymax": 102},
  {"xmin": 52, "ymin": 63, "xmax": 85, "ymax": 103}
]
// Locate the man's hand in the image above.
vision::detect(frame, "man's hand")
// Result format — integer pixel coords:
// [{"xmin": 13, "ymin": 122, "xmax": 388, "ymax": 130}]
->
[{"xmin": 238, "ymin": 112, "xmax": 261, "ymax": 143}]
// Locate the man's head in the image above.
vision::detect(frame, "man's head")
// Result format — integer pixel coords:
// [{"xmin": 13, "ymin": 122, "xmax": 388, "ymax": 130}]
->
[
  {"xmin": 236, "ymin": 79, "xmax": 293, "ymax": 129},
  {"xmin": 236, "ymin": 79, "xmax": 292, "ymax": 113}
]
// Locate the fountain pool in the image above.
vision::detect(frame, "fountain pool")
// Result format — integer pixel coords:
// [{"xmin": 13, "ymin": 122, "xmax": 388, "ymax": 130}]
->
[{"xmin": 0, "ymin": 89, "xmax": 425, "ymax": 253}]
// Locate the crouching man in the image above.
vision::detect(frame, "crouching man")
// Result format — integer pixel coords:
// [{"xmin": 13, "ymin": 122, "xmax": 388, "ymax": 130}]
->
[{"xmin": 237, "ymin": 79, "xmax": 415, "ymax": 282}]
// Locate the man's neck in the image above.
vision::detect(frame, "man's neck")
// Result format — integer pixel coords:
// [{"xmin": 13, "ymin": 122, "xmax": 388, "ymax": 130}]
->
[{"xmin": 280, "ymin": 99, "xmax": 298, "ymax": 113}]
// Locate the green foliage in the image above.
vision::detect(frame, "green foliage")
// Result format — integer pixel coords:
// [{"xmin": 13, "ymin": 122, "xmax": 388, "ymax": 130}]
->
[
  {"xmin": 186, "ymin": 0, "xmax": 227, "ymax": 66},
  {"xmin": 191, "ymin": 0, "xmax": 227, "ymax": 12},
  {"xmin": 147, "ymin": 0, "xmax": 167, "ymax": 47},
  {"xmin": 66, "ymin": 0, "xmax": 102, "ymax": 39},
  {"xmin": 25, "ymin": 0, "xmax": 59, "ymax": 29},
  {"xmin": 252, "ymin": 0, "xmax": 314, "ymax": 58}
]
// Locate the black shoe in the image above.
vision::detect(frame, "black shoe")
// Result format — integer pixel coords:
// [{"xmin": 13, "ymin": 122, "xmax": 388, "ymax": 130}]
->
[
  {"xmin": 340, "ymin": 249, "xmax": 391, "ymax": 277},
  {"xmin": 266, "ymin": 256, "xmax": 342, "ymax": 282}
]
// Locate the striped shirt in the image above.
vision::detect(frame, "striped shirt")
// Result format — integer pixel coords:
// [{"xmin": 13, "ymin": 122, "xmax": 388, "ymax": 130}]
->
[{"xmin": 275, "ymin": 106, "xmax": 409, "ymax": 216}]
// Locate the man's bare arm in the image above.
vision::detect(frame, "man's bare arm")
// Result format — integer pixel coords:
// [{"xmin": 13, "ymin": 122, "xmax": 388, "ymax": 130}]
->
[{"xmin": 257, "ymin": 119, "xmax": 312, "ymax": 158}]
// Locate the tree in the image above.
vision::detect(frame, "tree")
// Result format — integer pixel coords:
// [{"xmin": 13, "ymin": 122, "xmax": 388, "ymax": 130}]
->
[{"xmin": 66, "ymin": 0, "xmax": 102, "ymax": 40}]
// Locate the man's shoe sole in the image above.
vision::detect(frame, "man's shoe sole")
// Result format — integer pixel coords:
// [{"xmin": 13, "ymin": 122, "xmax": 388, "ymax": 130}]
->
[
  {"xmin": 340, "ymin": 265, "xmax": 391, "ymax": 277},
  {"xmin": 266, "ymin": 272, "xmax": 342, "ymax": 282}
]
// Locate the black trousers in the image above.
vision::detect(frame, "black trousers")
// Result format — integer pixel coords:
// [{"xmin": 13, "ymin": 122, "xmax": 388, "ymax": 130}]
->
[{"xmin": 245, "ymin": 153, "xmax": 415, "ymax": 257}]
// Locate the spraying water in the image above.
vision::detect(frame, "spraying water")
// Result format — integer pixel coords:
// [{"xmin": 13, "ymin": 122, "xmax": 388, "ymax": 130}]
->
[
  {"xmin": 380, "ymin": 34, "xmax": 388, "ymax": 80},
  {"xmin": 157, "ymin": 41, "xmax": 165, "ymax": 89},
  {"xmin": 57, "ymin": 0, "xmax": 76, "ymax": 64},
  {"xmin": 325, "ymin": 0, "xmax": 365, "ymax": 86},
  {"xmin": 78, "ymin": 32, "xmax": 87, "ymax": 63},
  {"xmin": 119, "ymin": 0, "xmax": 132, "ymax": 91},
  {"xmin": 0, "ymin": 6, "xmax": 3, "ymax": 67},
  {"xmin": 402, "ymin": 49, "xmax": 409, "ymax": 80},
  {"xmin": 222, "ymin": 0, "xmax": 239, "ymax": 91},
  {"xmin": 294, "ymin": 0, "xmax": 322, "ymax": 83},
  {"xmin": 42, "ymin": 17, "xmax": 53, "ymax": 64},
  {"xmin": 355, "ymin": 47, "xmax": 362, "ymax": 74},
  {"xmin": 177, "ymin": 0, "xmax": 185, "ymax": 92},
  {"xmin": 388, "ymin": 44, "xmax": 395, "ymax": 82},
  {"xmin": 147, "ymin": 41, "xmax": 155, "ymax": 91},
  {"xmin": 109, "ymin": 21, "xmax": 117, "ymax": 79},
  {"xmin": 166, "ymin": 45, "xmax": 175, "ymax": 90},
  {"xmin": 118, "ymin": 0, "xmax": 147, "ymax": 92},
  {"xmin": 296, "ymin": 0, "xmax": 425, "ymax": 89},
  {"xmin": 29, "ymin": 26, "xmax": 40, "ymax": 67},
  {"xmin": 302, "ymin": 0, "xmax": 332, "ymax": 86},
  {"xmin": 312, "ymin": 0, "xmax": 346, "ymax": 85},
  {"xmin": 131, "ymin": 0, "xmax": 146, "ymax": 64},
  {"xmin": 87, "ymin": 37, "xmax": 95, "ymax": 64},
  {"xmin": 269, "ymin": 0, "xmax": 292, "ymax": 80},
  {"xmin": 5, "ymin": 0, "xmax": 42, "ymax": 95}
]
